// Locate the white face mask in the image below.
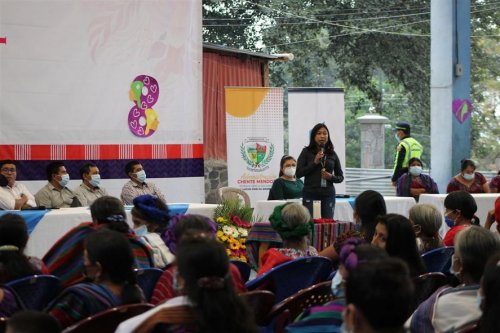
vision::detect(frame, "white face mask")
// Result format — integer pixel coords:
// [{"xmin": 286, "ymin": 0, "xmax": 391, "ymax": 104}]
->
[
  {"xmin": 134, "ymin": 224, "xmax": 148, "ymax": 237},
  {"xmin": 462, "ymin": 172, "xmax": 474, "ymax": 181},
  {"xmin": 449, "ymin": 254, "xmax": 460, "ymax": 277},
  {"xmin": 135, "ymin": 170, "xmax": 147, "ymax": 183},
  {"xmin": 89, "ymin": 174, "xmax": 101, "ymax": 187},
  {"xmin": 409, "ymin": 166, "xmax": 422, "ymax": 176},
  {"xmin": 331, "ymin": 271, "xmax": 345, "ymax": 298},
  {"xmin": 394, "ymin": 133, "xmax": 400, "ymax": 141},
  {"xmin": 283, "ymin": 166, "xmax": 296, "ymax": 177}
]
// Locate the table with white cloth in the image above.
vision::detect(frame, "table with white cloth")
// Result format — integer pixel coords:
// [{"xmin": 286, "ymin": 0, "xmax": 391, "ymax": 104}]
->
[
  {"xmin": 0, "ymin": 203, "xmax": 218, "ymax": 258},
  {"xmin": 419, "ymin": 193, "xmax": 500, "ymax": 237},
  {"xmin": 253, "ymin": 196, "xmax": 416, "ymax": 222}
]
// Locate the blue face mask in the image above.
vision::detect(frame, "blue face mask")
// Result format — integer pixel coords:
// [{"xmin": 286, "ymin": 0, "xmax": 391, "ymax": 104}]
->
[
  {"xmin": 59, "ymin": 174, "xmax": 70, "ymax": 187},
  {"xmin": 135, "ymin": 170, "xmax": 147, "ymax": 183},
  {"xmin": 444, "ymin": 211, "xmax": 456, "ymax": 228},
  {"xmin": 331, "ymin": 271, "xmax": 345, "ymax": 298},
  {"xmin": 89, "ymin": 174, "xmax": 101, "ymax": 187},
  {"xmin": 134, "ymin": 224, "xmax": 148, "ymax": 237}
]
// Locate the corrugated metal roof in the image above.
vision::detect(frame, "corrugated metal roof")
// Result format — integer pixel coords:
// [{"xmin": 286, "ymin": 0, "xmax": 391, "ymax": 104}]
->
[{"xmin": 203, "ymin": 42, "xmax": 283, "ymax": 60}]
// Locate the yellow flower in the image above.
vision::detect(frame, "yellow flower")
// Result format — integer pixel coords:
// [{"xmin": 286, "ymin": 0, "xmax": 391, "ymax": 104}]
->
[
  {"xmin": 239, "ymin": 256, "xmax": 247, "ymax": 262},
  {"xmin": 226, "ymin": 249, "xmax": 232, "ymax": 256},
  {"xmin": 220, "ymin": 235, "xmax": 228, "ymax": 241},
  {"xmin": 230, "ymin": 241, "xmax": 240, "ymax": 250},
  {"xmin": 216, "ymin": 230, "xmax": 224, "ymax": 238},
  {"xmin": 216, "ymin": 217, "xmax": 226, "ymax": 223}
]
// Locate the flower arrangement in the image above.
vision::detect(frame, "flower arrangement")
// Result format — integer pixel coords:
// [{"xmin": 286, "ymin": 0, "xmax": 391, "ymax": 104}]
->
[{"xmin": 213, "ymin": 198, "xmax": 252, "ymax": 262}]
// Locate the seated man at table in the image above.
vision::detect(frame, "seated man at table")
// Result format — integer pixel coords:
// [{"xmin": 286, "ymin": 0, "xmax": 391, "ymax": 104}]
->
[
  {"xmin": 0, "ymin": 160, "xmax": 36, "ymax": 210},
  {"xmin": 121, "ymin": 160, "xmax": 166, "ymax": 205},
  {"xmin": 35, "ymin": 161, "xmax": 81, "ymax": 208},
  {"xmin": 73, "ymin": 162, "xmax": 108, "ymax": 206}
]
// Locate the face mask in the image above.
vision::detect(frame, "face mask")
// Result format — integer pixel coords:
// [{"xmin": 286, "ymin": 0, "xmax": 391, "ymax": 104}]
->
[
  {"xmin": 463, "ymin": 172, "xmax": 474, "ymax": 181},
  {"xmin": 394, "ymin": 133, "xmax": 400, "ymax": 141},
  {"xmin": 444, "ymin": 211, "xmax": 456, "ymax": 228},
  {"xmin": 331, "ymin": 271, "xmax": 345, "ymax": 298},
  {"xmin": 284, "ymin": 167, "xmax": 296, "ymax": 177},
  {"xmin": 135, "ymin": 170, "xmax": 147, "ymax": 183},
  {"xmin": 449, "ymin": 254, "xmax": 460, "ymax": 277},
  {"xmin": 409, "ymin": 166, "xmax": 422, "ymax": 176},
  {"xmin": 476, "ymin": 290, "xmax": 483, "ymax": 310},
  {"xmin": 89, "ymin": 174, "xmax": 101, "ymax": 187},
  {"xmin": 59, "ymin": 174, "xmax": 70, "ymax": 187},
  {"xmin": 134, "ymin": 225, "xmax": 148, "ymax": 237}
]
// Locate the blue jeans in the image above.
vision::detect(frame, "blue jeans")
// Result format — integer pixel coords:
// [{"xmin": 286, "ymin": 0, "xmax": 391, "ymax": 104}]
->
[{"xmin": 302, "ymin": 192, "xmax": 335, "ymax": 219}]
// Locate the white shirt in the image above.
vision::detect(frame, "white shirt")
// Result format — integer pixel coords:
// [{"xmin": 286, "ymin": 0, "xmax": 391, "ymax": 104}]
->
[
  {"xmin": 0, "ymin": 182, "xmax": 36, "ymax": 210},
  {"xmin": 115, "ymin": 296, "xmax": 190, "ymax": 333}
]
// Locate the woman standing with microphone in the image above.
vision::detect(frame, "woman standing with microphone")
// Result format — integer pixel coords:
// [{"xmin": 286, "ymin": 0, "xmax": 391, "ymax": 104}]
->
[{"xmin": 297, "ymin": 123, "xmax": 344, "ymax": 219}]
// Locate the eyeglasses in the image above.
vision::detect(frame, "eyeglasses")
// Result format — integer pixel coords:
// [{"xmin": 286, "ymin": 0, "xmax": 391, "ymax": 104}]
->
[{"xmin": 1, "ymin": 168, "xmax": 16, "ymax": 173}]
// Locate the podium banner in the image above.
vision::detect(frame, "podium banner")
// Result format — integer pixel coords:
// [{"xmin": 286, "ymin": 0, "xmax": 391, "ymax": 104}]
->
[{"xmin": 225, "ymin": 87, "xmax": 284, "ymax": 206}]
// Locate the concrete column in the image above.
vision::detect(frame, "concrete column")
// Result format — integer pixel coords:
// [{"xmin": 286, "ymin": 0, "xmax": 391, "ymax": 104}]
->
[
  {"xmin": 430, "ymin": 0, "xmax": 471, "ymax": 192},
  {"xmin": 358, "ymin": 114, "xmax": 388, "ymax": 168}
]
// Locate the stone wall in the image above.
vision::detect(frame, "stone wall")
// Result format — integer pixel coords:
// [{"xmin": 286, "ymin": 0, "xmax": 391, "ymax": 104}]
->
[{"xmin": 204, "ymin": 159, "xmax": 228, "ymax": 203}]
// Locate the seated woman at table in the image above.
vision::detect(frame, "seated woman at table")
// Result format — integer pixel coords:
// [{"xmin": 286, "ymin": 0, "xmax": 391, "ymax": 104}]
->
[
  {"xmin": 371, "ymin": 213, "xmax": 426, "ymax": 277},
  {"xmin": 489, "ymin": 171, "xmax": 500, "ymax": 193},
  {"xmin": 447, "ymin": 159, "xmax": 490, "ymax": 193},
  {"xmin": 443, "ymin": 190, "xmax": 477, "ymax": 246},
  {"xmin": 116, "ymin": 237, "xmax": 258, "ymax": 333},
  {"xmin": 409, "ymin": 204, "xmax": 443, "ymax": 254},
  {"xmin": 485, "ymin": 196, "xmax": 500, "ymax": 234},
  {"xmin": 396, "ymin": 157, "xmax": 439, "ymax": 201},
  {"xmin": 319, "ymin": 190, "xmax": 387, "ymax": 261},
  {"xmin": 258, "ymin": 203, "xmax": 317, "ymax": 276},
  {"xmin": 47, "ymin": 229, "xmax": 144, "ymax": 329},
  {"xmin": 0, "ymin": 213, "xmax": 48, "ymax": 283},
  {"xmin": 151, "ymin": 214, "xmax": 246, "ymax": 305},
  {"xmin": 131, "ymin": 194, "xmax": 174, "ymax": 268},
  {"xmin": 268, "ymin": 155, "xmax": 304, "ymax": 200},
  {"xmin": 43, "ymin": 196, "xmax": 153, "ymax": 288}
]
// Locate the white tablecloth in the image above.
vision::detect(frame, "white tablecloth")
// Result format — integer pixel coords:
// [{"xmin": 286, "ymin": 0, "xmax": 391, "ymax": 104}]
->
[
  {"xmin": 253, "ymin": 196, "xmax": 416, "ymax": 222},
  {"xmin": 419, "ymin": 193, "xmax": 500, "ymax": 237},
  {"xmin": 24, "ymin": 203, "xmax": 218, "ymax": 258}
]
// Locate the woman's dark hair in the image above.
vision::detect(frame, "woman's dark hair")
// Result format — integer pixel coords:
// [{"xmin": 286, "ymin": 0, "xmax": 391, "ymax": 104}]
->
[
  {"xmin": 477, "ymin": 252, "xmax": 500, "ymax": 333},
  {"xmin": 306, "ymin": 123, "xmax": 334, "ymax": 154},
  {"xmin": 339, "ymin": 241, "xmax": 388, "ymax": 273},
  {"xmin": 460, "ymin": 159, "xmax": 476, "ymax": 172},
  {"xmin": 278, "ymin": 155, "xmax": 296, "ymax": 177},
  {"xmin": 176, "ymin": 237, "xmax": 258, "ymax": 333},
  {"xmin": 7, "ymin": 310, "xmax": 60, "ymax": 333},
  {"xmin": 444, "ymin": 190, "xmax": 477, "ymax": 219},
  {"xmin": 346, "ymin": 257, "xmax": 414, "ymax": 331},
  {"xmin": 85, "ymin": 229, "xmax": 143, "ymax": 304},
  {"xmin": 162, "ymin": 214, "xmax": 217, "ymax": 254},
  {"xmin": 90, "ymin": 196, "xmax": 129, "ymax": 233},
  {"xmin": 376, "ymin": 214, "xmax": 426, "ymax": 277},
  {"xmin": 131, "ymin": 194, "xmax": 170, "ymax": 232},
  {"xmin": 0, "ymin": 214, "xmax": 38, "ymax": 283},
  {"xmin": 408, "ymin": 157, "xmax": 423, "ymax": 167},
  {"xmin": 354, "ymin": 190, "xmax": 387, "ymax": 242}
]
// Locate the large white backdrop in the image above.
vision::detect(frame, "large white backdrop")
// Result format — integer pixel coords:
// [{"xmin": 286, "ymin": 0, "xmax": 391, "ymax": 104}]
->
[
  {"xmin": 0, "ymin": 0, "xmax": 204, "ymax": 202},
  {"xmin": 288, "ymin": 88, "xmax": 346, "ymax": 195}
]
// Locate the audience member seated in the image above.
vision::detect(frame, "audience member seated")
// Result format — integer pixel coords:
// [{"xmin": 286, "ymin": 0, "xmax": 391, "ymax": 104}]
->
[
  {"xmin": 287, "ymin": 242, "xmax": 388, "ymax": 332},
  {"xmin": 407, "ymin": 226, "xmax": 500, "ymax": 332},
  {"xmin": 485, "ymin": 197, "xmax": 500, "ymax": 234},
  {"xmin": 73, "ymin": 162, "xmax": 108, "ymax": 206},
  {"xmin": 35, "ymin": 161, "xmax": 81, "ymax": 208},
  {"xmin": 151, "ymin": 214, "xmax": 245, "ymax": 305},
  {"xmin": 0, "ymin": 287, "xmax": 22, "ymax": 318},
  {"xmin": 319, "ymin": 190, "xmax": 387, "ymax": 261},
  {"xmin": 43, "ymin": 196, "xmax": 152, "ymax": 288},
  {"xmin": 443, "ymin": 190, "xmax": 477, "ymax": 246},
  {"xmin": 46, "ymin": 229, "xmax": 144, "ymax": 329},
  {"xmin": 0, "ymin": 214, "xmax": 48, "ymax": 283},
  {"xmin": 409, "ymin": 204, "xmax": 444, "ymax": 254},
  {"xmin": 396, "ymin": 157, "xmax": 439, "ymax": 201},
  {"xmin": 488, "ymin": 171, "xmax": 500, "ymax": 193},
  {"xmin": 120, "ymin": 160, "xmax": 166, "ymax": 205},
  {"xmin": 446, "ymin": 159, "xmax": 490, "ymax": 193},
  {"xmin": 131, "ymin": 194, "xmax": 174, "ymax": 268},
  {"xmin": 474, "ymin": 252, "xmax": 500, "ymax": 333},
  {"xmin": 6, "ymin": 310, "xmax": 60, "ymax": 333},
  {"xmin": 115, "ymin": 237, "xmax": 258, "ymax": 333},
  {"xmin": 371, "ymin": 214, "xmax": 426, "ymax": 277},
  {"xmin": 258, "ymin": 203, "xmax": 317, "ymax": 276},
  {"xmin": 0, "ymin": 160, "xmax": 37, "ymax": 210},
  {"xmin": 343, "ymin": 257, "xmax": 414, "ymax": 333},
  {"xmin": 268, "ymin": 155, "xmax": 304, "ymax": 200}
]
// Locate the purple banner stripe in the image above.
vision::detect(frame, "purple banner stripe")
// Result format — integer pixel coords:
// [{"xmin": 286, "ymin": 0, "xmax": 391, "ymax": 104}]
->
[{"xmin": 12, "ymin": 159, "xmax": 204, "ymax": 181}]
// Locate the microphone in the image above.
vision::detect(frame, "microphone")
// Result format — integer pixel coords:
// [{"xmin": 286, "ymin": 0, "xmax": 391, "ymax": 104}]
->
[{"xmin": 319, "ymin": 144, "xmax": 325, "ymax": 165}]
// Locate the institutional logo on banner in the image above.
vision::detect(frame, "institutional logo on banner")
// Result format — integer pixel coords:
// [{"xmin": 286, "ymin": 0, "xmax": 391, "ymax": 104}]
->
[{"xmin": 225, "ymin": 88, "xmax": 284, "ymax": 204}]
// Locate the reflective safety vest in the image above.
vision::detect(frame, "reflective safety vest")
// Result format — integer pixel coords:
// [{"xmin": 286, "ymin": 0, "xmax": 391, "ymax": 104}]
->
[{"xmin": 394, "ymin": 136, "xmax": 423, "ymax": 169}]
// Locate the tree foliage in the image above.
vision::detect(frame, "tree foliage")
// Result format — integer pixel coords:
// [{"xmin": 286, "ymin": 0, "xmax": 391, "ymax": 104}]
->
[{"xmin": 203, "ymin": 0, "xmax": 499, "ymax": 169}]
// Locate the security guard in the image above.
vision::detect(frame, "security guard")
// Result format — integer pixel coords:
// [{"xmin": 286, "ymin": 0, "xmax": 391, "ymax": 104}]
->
[{"xmin": 391, "ymin": 122, "xmax": 423, "ymax": 185}]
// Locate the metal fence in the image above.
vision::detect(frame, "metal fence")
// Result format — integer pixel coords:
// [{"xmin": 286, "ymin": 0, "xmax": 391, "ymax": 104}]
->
[{"xmin": 344, "ymin": 168, "xmax": 497, "ymax": 196}]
